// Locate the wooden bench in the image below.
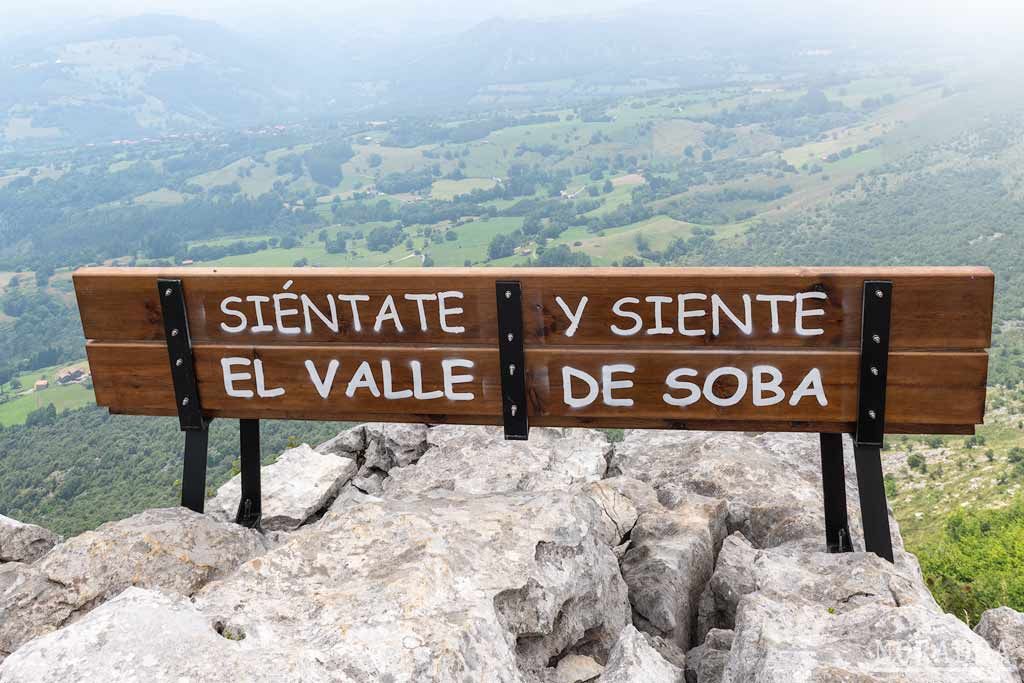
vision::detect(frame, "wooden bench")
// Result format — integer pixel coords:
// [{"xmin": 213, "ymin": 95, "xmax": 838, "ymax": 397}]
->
[{"xmin": 74, "ymin": 266, "xmax": 995, "ymax": 561}]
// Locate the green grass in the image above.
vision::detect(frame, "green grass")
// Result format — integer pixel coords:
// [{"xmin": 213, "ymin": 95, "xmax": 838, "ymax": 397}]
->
[
  {"xmin": 425, "ymin": 217, "xmax": 524, "ymax": 266},
  {"xmin": 884, "ymin": 387, "xmax": 1024, "ymax": 622}
]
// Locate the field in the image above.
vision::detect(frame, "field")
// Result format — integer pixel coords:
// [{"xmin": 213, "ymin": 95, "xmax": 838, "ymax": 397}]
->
[
  {"xmin": 145, "ymin": 75, "xmax": 972, "ymax": 273},
  {"xmin": 0, "ymin": 361, "xmax": 93, "ymax": 427}
]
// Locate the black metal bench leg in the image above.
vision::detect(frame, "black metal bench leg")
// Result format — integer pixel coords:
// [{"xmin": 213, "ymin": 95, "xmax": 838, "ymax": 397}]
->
[
  {"xmin": 235, "ymin": 418, "xmax": 262, "ymax": 528},
  {"xmin": 181, "ymin": 421, "xmax": 209, "ymax": 513},
  {"xmin": 853, "ymin": 443, "xmax": 894, "ymax": 562},
  {"xmin": 820, "ymin": 432, "xmax": 853, "ymax": 553}
]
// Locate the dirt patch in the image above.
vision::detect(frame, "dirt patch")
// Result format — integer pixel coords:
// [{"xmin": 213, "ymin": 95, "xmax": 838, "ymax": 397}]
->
[{"xmin": 611, "ymin": 173, "xmax": 645, "ymax": 187}]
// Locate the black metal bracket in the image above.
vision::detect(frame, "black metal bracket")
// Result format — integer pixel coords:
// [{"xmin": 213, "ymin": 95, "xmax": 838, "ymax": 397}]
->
[
  {"xmin": 180, "ymin": 421, "xmax": 209, "ymax": 513},
  {"xmin": 235, "ymin": 418, "xmax": 262, "ymax": 528},
  {"xmin": 855, "ymin": 281, "xmax": 892, "ymax": 447},
  {"xmin": 852, "ymin": 281, "xmax": 895, "ymax": 563},
  {"xmin": 158, "ymin": 279, "xmax": 208, "ymax": 513},
  {"xmin": 819, "ymin": 433, "xmax": 853, "ymax": 553},
  {"xmin": 819, "ymin": 282, "xmax": 895, "ymax": 562},
  {"xmin": 158, "ymin": 279, "xmax": 204, "ymax": 431},
  {"xmin": 496, "ymin": 280, "xmax": 529, "ymax": 440}
]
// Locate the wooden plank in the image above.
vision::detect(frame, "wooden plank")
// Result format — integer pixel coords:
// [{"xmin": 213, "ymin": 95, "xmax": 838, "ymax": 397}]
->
[
  {"xmin": 74, "ymin": 266, "xmax": 994, "ymax": 350},
  {"xmin": 85, "ymin": 342, "xmax": 988, "ymax": 433}
]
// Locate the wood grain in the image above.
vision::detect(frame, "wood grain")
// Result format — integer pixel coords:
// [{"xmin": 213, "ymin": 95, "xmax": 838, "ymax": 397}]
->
[
  {"xmin": 74, "ymin": 266, "xmax": 994, "ymax": 350},
  {"xmin": 85, "ymin": 342, "xmax": 987, "ymax": 433}
]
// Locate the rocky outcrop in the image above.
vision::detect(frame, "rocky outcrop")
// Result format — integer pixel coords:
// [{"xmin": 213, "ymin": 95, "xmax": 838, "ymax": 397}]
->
[
  {"xmin": 202, "ymin": 490, "xmax": 630, "ymax": 681},
  {"xmin": 1, "ymin": 426, "xmax": 1020, "ymax": 681},
  {"xmin": 697, "ymin": 533, "xmax": 934, "ymax": 638},
  {"xmin": 685, "ymin": 629, "xmax": 732, "ymax": 683},
  {"xmin": 3, "ymin": 489, "xmax": 631, "ymax": 682},
  {"xmin": 0, "ymin": 587, "xmax": 329, "ymax": 682},
  {"xmin": 207, "ymin": 444, "xmax": 357, "ymax": 530},
  {"xmin": 0, "ymin": 515, "xmax": 59, "ymax": 564},
  {"xmin": 604, "ymin": 477, "xmax": 726, "ymax": 650},
  {"xmin": 550, "ymin": 654, "xmax": 604, "ymax": 682},
  {"xmin": 724, "ymin": 595, "xmax": 1016, "ymax": 682},
  {"xmin": 318, "ymin": 422, "xmax": 429, "ymax": 495},
  {"xmin": 0, "ymin": 508, "xmax": 267, "ymax": 660},
  {"xmin": 598, "ymin": 625, "xmax": 684, "ymax": 682},
  {"xmin": 610, "ymin": 430, "xmax": 900, "ymax": 551},
  {"xmin": 695, "ymin": 534, "xmax": 1014, "ymax": 682},
  {"xmin": 975, "ymin": 607, "xmax": 1024, "ymax": 680},
  {"xmin": 383, "ymin": 425, "xmax": 609, "ymax": 498}
]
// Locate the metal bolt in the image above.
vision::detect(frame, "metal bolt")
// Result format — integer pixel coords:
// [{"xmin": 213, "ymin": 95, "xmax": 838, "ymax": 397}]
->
[
  {"xmin": 867, "ymin": 409, "xmax": 877, "ymax": 419},
  {"xmin": 171, "ymin": 328, "xmax": 179, "ymax": 337},
  {"xmin": 504, "ymin": 290, "xmax": 512, "ymax": 299},
  {"xmin": 510, "ymin": 404, "xmax": 517, "ymax": 416},
  {"xmin": 872, "ymin": 334, "xmax": 881, "ymax": 344},
  {"xmin": 164, "ymin": 287, "xmax": 173, "ymax": 297},
  {"xmin": 875, "ymin": 289, "xmax": 884, "ymax": 299},
  {"xmin": 507, "ymin": 332, "xmax": 514, "ymax": 342},
  {"xmin": 870, "ymin": 366, "xmax": 879, "ymax": 376},
  {"xmin": 181, "ymin": 397, "xmax": 190, "ymax": 407},
  {"xmin": 175, "ymin": 358, "xmax": 184, "ymax": 367},
  {"xmin": 509, "ymin": 363, "xmax": 516, "ymax": 376}
]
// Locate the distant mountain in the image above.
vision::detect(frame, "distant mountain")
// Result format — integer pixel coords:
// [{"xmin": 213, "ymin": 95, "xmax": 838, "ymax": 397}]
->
[
  {"xmin": 0, "ymin": 15, "xmax": 308, "ymax": 144},
  {"xmin": 0, "ymin": 5, "xmax": 872, "ymax": 144}
]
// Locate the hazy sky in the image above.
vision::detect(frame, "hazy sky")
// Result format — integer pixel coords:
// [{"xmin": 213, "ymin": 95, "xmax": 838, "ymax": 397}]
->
[
  {"xmin": 4, "ymin": 0, "xmax": 1024, "ymax": 38},
  {"xmin": 1, "ymin": 0, "xmax": 641, "ymax": 33}
]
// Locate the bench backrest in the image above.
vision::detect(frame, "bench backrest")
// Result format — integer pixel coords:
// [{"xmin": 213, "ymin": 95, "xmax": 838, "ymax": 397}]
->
[{"xmin": 73, "ymin": 266, "xmax": 993, "ymax": 436}]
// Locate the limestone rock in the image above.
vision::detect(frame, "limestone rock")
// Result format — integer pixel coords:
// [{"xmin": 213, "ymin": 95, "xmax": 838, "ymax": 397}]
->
[
  {"xmin": 0, "ymin": 587, "xmax": 330, "ymax": 682},
  {"xmin": 320, "ymin": 421, "xmax": 424, "ymax": 463},
  {"xmin": 685, "ymin": 629, "xmax": 732, "ymax": 683},
  {"xmin": 362, "ymin": 422, "xmax": 431, "ymax": 469},
  {"xmin": 610, "ymin": 430, "xmax": 903, "ymax": 551},
  {"xmin": 0, "ymin": 564, "xmax": 72, "ymax": 660},
  {"xmin": 207, "ymin": 444, "xmax": 357, "ymax": 530},
  {"xmin": 579, "ymin": 481, "xmax": 638, "ymax": 547},
  {"xmin": 315, "ymin": 424, "xmax": 367, "ymax": 456},
  {"xmin": 975, "ymin": 606, "xmax": 1024, "ymax": 680},
  {"xmin": 722, "ymin": 593, "xmax": 1017, "ymax": 682},
  {"xmin": 552, "ymin": 654, "xmax": 603, "ymax": 682},
  {"xmin": 598, "ymin": 625, "xmax": 684, "ymax": 683},
  {"xmin": 603, "ymin": 477, "xmax": 727, "ymax": 650},
  {"xmin": 698, "ymin": 532, "xmax": 935, "ymax": 638},
  {"xmin": 0, "ymin": 515, "xmax": 60, "ymax": 565},
  {"xmin": 0, "ymin": 508, "xmax": 266, "ymax": 660},
  {"xmin": 194, "ymin": 490, "xmax": 629, "ymax": 681},
  {"xmin": 317, "ymin": 423, "xmax": 430, "ymax": 495},
  {"xmin": 383, "ymin": 425, "xmax": 609, "ymax": 498}
]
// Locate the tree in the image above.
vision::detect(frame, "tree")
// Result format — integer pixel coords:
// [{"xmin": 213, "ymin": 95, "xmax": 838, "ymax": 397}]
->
[
  {"xmin": 366, "ymin": 224, "xmax": 405, "ymax": 252},
  {"xmin": 532, "ymin": 245, "xmax": 591, "ymax": 267},
  {"xmin": 26, "ymin": 403, "xmax": 57, "ymax": 428},
  {"xmin": 603, "ymin": 179, "xmax": 614, "ymax": 193},
  {"xmin": 701, "ymin": 149, "xmax": 713, "ymax": 162},
  {"xmin": 487, "ymin": 233, "xmax": 518, "ymax": 260}
]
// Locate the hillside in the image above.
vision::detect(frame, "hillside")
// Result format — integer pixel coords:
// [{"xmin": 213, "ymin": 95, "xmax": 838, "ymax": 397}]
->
[{"xmin": 0, "ymin": 15, "xmax": 302, "ymax": 143}]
